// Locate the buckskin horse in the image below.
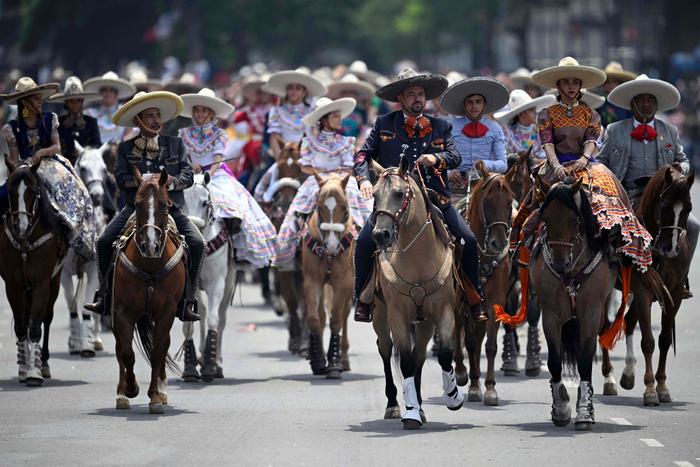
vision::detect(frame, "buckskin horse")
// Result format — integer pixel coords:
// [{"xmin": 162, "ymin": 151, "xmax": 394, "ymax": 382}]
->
[
  {"xmin": 366, "ymin": 157, "xmax": 463, "ymax": 429},
  {"xmin": 1, "ymin": 156, "xmax": 66, "ymax": 386},
  {"xmin": 302, "ymin": 171, "xmax": 354, "ymax": 378},
  {"xmin": 112, "ymin": 167, "xmax": 185, "ymax": 414}
]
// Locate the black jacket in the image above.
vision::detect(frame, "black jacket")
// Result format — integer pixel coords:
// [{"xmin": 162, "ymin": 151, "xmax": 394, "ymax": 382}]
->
[
  {"xmin": 58, "ymin": 114, "xmax": 101, "ymax": 163},
  {"xmin": 353, "ymin": 110, "xmax": 460, "ymax": 198},
  {"xmin": 115, "ymin": 134, "xmax": 193, "ymax": 208}
]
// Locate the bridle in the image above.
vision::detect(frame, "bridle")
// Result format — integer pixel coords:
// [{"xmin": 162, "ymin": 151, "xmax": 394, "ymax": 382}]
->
[
  {"xmin": 135, "ymin": 189, "xmax": 170, "ymax": 259},
  {"xmin": 5, "ymin": 179, "xmax": 42, "ymax": 243},
  {"xmin": 474, "ymin": 173, "xmax": 512, "ymax": 259},
  {"xmin": 651, "ymin": 183, "xmax": 688, "ymax": 256}
]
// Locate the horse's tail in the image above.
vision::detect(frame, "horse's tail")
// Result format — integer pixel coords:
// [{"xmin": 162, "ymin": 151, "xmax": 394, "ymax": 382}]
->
[
  {"xmin": 135, "ymin": 315, "xmax": 180, "ymax": 373},
  {"xmin": 561, "ymin": 317, "xmax": 581, "ymax": 373},
  {"xmin": 222, "ymin": 246, "xmax": 238, "ymax": 312},
  {"xmin": 70, "ymin": 269, "xmax": 87, "ymax": 316}
]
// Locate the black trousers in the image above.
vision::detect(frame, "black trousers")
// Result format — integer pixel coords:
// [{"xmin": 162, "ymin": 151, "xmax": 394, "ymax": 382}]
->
[
  {"xmin": 96, "ymin": 205, "xmax": 205, "ymax": 291},
  {"xmin": 354, "ymin": 203, "xmax": 479, "ymax": 300}
]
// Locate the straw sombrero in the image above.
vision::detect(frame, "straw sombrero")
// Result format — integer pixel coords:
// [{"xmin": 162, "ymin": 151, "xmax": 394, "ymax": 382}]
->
[
  {"xmin": 180, "ymin": 88, "xmax": 235, "ymax": 119},
  {"xmin": 376, "ymin": 68, "xmax": 447, "ymax": 103},
  {"xmin": 494, "ymin": 90, "xmax": 557, "ymax": 124},
  {"xmin": 83, "ymin": 71, "xmax": 136, "ymax": 100},
  {"xmin": 603, "ymin": 61, "xmax": 636, "ymax": 83},
  {"xmin": 301, "ymin": 97, "xmax": 356, "ymax": 127},
  {"xmin": 440, "ymin": 77, "xmax": 509, "ymax": 116},
  {"xmin": 0, "ymin": 77, "xmax": 59, "ymax": 104},
  {"xmin": 47, "ymin": 76, "xmax": 102, "ymax": 104},
  {"xmin": 263, "ymin": 68, "xmax": 327, "ymax": 98},
  {"xmin": 607, "ymin": 74, "xmax": 680, "ymax": 113},
  {"xmin": 327, "ymin": 74, "xmax": 376, "ymax": 100},
  {"xmin": 111, "ymin": 91, "xmax": 183, "ymax": 127},
  {"xmin": 532, "ymin": 57, "xmax": 606, "ymax": 90}
]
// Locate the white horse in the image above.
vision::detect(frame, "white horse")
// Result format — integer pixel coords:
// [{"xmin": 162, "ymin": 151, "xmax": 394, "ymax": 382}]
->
[
  {"xmin": 182, "ymin": 173, "xmax": 238, "ymax": 382},
  {"xmin": 60, "ymin": 142, "xmax": 111, "ymax": 357}
]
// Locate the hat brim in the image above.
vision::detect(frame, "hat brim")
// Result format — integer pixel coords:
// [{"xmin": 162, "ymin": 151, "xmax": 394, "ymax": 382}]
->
[
  {"xmin": 605, "ymin": 70, "xmax": 637, "ymax": 83},
  {"xmin": 241, "ymin": 80, "xmax": 266, "ymax": 95},
  {"xmin": 180, "ymin": 94, "xmax": 235, "ymax": 119},
  {"xmin": 580, "ymin": 90, "xmax": 605, "ymax": 109},
  {"xmin": 607, "ymin": 79, "xmax": 681, "ymax": 113},
  {"xmin": 327, "ymin": 81, "xmax": 376, "ymax": 100},
  {"xmin": 532, "ymin": 65, "xmax": 606, "ymax": 90},
  {"xmin": 47, "ymin": 92, "xmax": 103, "ymax": 104},
  {"xmin": 1, "ymin": 83, "xmax": 60, "ymax": 104},
  {"xmin": 301, "ymin": 98, "xmax": 356, "ymax": 127},
  {"xmin": 264, "ymin": 71, "xmax": 327, "ymax": 98},
  {"xmin": 111, "ymin": 91, "xmax": 183, "ymax": 127},
  {"xmin": 494, "ymin": 94, "xmax": 557, "ymax": 124},
  {"xmin": 83, "ymin": 78, "xmax": 136, "ymax": 100},
  {"xmin": 376, "ymin": 74, "xmax": 448, "ymax": 102},
  {"xmin": 163, "ymin": 81, "xmax": 201, "ymax": 95},
  {"xmin": 133, "ymin": 81, "xmax": 164, "ymax": 92},
  {"xmin": 440, "ymin": 78, "xmax": 510, "ymax": 115}
]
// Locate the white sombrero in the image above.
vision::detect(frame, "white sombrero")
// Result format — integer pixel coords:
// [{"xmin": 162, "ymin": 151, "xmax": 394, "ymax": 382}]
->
[
  {"xmin": 301, "ymin": 97, "xmax": 356, "ymax": 127},
  {"xmin": 440, "ymin": 77, "xmax": 509, "ymax": 115},
  {"xmin": 508, "ymin": 67, "xmax": 537, "ymax": 88},
  {"xmin": 347, "ymin": 60, "xmax": 383, "ymax": 86},
  {"xmin": 83, "ymin": 71, "xmax": 136, "ymax": 100},
  {"xmin": 327, "ymin": 74, "xmax": 376, "ymax": 100},
  {"xmin": 607, "ymin": 74, "xmax": 680, "ymax": 113},
  {"xmin": 47, "ymin": 76, "xmax": 102, "ymax": 104},
  {"xmin": 544, "ymin": 88, "xmax": 606, "ymax": 109},
  {"xmin": 129, "ymin": 69, "xmax": 164, "ymax": 92},
  {"xmin": 1, "ymin": 77, "xmax": 59, "ymax": 104},
  {"xmin": 262, "ymin": 68, "xmax": 327, "ymax": 98},
  {"xmin": 111, "ymin": 91, "xmax": 183, "ymax": 127},
  {"xmin": 532, "ymin": 57, "xmax": 606, "ymax": 90},
  {"xmin": 240, "ymin": 73, "xmax": 271, "ymax": 95},
  {"xmin": 376, "ymin": 67, "xmax": 447, "ymax": 103},
  {"xmin": 603, "ymin": 61, "xmax": 637, "ymax": 83},
  {"xmin": 180, "ymin": 88, "xmax": 235, "ymax": 119},
  {"xmin": 445, "ymin": 71, "xmax": 467, "ymax": 87},
  {"xmin": 494, "ymin": 90, "xmax": 557, "ymax": 124},
  {"xmin": 163, "ymin": 73, "xmax": 201, "ymax": 95}
]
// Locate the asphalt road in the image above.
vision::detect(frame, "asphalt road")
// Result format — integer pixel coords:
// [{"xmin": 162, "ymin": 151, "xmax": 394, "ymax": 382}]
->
[{"xmin": 1, "ymin": 192, "xmax": 700, "ymax": 467}]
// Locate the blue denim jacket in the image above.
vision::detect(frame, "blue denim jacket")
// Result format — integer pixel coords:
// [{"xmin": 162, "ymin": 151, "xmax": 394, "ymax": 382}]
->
[{"xmin": 448, "ymin": 115, "xmax": 507, "ymax": 173}]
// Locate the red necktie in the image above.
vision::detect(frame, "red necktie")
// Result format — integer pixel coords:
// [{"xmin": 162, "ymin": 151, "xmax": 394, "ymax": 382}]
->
[
  {"xmin": 462, "ymin": 121, "xmax": 489, "ymax": 138},
  {"xmin": 630, "ymin": 124, "xmax": 657, "ymax": 142}
]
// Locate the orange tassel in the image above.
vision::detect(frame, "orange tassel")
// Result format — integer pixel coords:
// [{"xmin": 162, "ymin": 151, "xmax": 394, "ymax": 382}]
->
[
  {"xmin": 599, "ymin": 266, "xmax": 631, "ymax": 350},
  {"xmin": 495, "ymin": 236, "xmax": 530, "ymax": 327}
]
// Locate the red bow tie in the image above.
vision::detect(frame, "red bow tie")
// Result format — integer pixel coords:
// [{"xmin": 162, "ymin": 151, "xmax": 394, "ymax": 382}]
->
[
  {"xmin": 630, "ymin": 124, "xmax": 657, "ymax": 142},
  {"xmin": 404, "ymin": 115, "xmax": 432, "ymax": 139},
  {"xmin": 462, "ymin": 121, "xmax": 489, "ymax": 138}
]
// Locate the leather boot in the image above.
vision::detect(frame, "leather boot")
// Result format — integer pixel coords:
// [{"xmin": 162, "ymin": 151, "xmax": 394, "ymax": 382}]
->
[
  {"xmin": 683, "ymin": 277, "xmax": 693, "ymax": 299},
  {"xmin": 501, "ymin": 330, "xmax": 519, "ymax": 375},
  {"xmin": 525, "ymin": 325, "xmax": 542, "ymax": 376},
  {"xmin": 308, "ymin": 333, "xmax": 327, "ymax": 375},
  {"xmin": 354, "ymin": 301, "xmax": 373, "ymax": 322},
  {"xmin": 326, "ymin": 333, "xmax": 342, "ymax": 378},
  {"xmin": 178, "ymin": 298, "xmax": 201, "ymax": 322},
  {"xmin": 201, "ymin": 330, "xmax": 218, "ymax": 382}
]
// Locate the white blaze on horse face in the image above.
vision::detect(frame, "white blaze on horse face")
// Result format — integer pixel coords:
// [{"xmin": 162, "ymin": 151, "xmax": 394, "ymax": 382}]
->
[
  {"xmin": 17, "ymin": 180, "xmax": 28, "ymax": 234},
  {"xmin": 324, "ymin": 195, "xmax": 340, "ymax": 253},
  {"xmin": 147, "ymin": 192, "xmax": 157, "ymax": 250},
  {"xmin": 286, "ymin": 157, "xmax": 293, "ymax": 167},
  {"xmin": 671, "ymin": 202, "xmax": 683, "ymax": 254}
]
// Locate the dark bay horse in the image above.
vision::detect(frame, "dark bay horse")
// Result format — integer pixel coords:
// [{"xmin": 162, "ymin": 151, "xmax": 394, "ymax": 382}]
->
[
  {"xmin": 369, "ymin": 158, "xmax": 462, "ymax": 429},
  {"xmin": 112, "ymin": 167, "xmax": 186, "ymax": 414},
  {"xmin": 0, "ymin": 157, "xmax": 66, "ymax": 386},
  {"xmin": 454, "ymin": 160, "xmax": 514, "ymax": 405}
]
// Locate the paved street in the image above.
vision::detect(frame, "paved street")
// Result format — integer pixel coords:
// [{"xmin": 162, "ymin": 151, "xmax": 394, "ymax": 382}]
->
[{"xmin": 2, "ymin": 193, "xmax": 700, "ymax": 466}]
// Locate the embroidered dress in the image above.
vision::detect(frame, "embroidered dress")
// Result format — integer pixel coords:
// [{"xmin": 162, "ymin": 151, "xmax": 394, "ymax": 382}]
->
[
  {"xmin": 274, "ymin": 130, "xmax": 373, "ymax": 265},
  {"xmin": 266, "ymin": 102, "xmax": 314, "ymax": 143},
  {"xmin": 180, "ymin": 123, "xmax": 276, "ymax": 268},
  {"xmin": 504, "ymin": 122, "xmax": 545, "ymax": 160},
  {"xmin": 85, "ymin": 105, "xmax": 129, "ymax": 143}
]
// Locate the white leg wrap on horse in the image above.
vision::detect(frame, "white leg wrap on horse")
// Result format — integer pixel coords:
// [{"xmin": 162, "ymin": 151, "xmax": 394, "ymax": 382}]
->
[
  {"xmin": 80, "ymin": 319, "xmax": 95, "ymax": 354},
  {"xmin": 623, "ymin": 335, "xmax": 636, "ymax": 376},
  {"xmin": 402, "ymin": 377, "xmax": 422, "ymax": 423},
  {"xmin": 68, "ymin": 317, "xmax": 81, "ymax": 354},
  {"xmin": 441, "ymin": 369, "xmax": 464, "ymax": 409},
  {"xmin": 26, "ymin": 342, "xmax": 43, "ymax": 382},
  {"xmin": 575, "ymin": 381, "xmax": 595, "ymax": 424}
]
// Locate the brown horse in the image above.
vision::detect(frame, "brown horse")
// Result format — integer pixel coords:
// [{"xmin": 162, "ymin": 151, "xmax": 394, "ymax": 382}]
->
[
  {"xmin": 301, "ymin": 172, "xmax": 354, "ymax": 378},
  {"xmin": 504, "ymin": 147, "xmax": 533, "ymax": 206},
  {"xmin": 0, "ymin": 157, "xmax": 66, "ymax": 386},
  {"xmin": 112, "ymin": 167, "xmax": 186, "ymax": 414},
  {"xmin": 369, "ymin": 158, "xmax": 462, "ymax": 429},
  {"xmin": 453, "ymin": 160, "xmax": 514, "ymax": 405},
  {"xmin": 601, "ymin": 163, "xmax": 694, "ymax": 405}
]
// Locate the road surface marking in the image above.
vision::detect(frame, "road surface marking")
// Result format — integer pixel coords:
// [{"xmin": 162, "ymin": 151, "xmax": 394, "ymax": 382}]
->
[
  {"xmin": 673, "ymin": 462, "xmax": 694, "ymax": 467},
  {"xmin": 640, "ymin": 439, "xmax": 664, "ymax": 447},
  {"xmin": 610, "ymin": 417, "xmax": 632, "ymax": 425}
]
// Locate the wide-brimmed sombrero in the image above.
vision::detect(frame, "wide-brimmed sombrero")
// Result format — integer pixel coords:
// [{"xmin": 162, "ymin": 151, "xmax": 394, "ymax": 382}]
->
[
  {"xmin": 603, "ymin": 61, "xmax": 637, "ymax": 83},
  {"xmin": 262, "ymin": 68, "xmax": 327, "ymax": 98},
  {"xmin": 180, "ymin": 88, "xmax": 235, "ymax": 119},
  {"xmin": 607, "ymin": 74, "xmax": 680, "ymax": 113},
  {"xmin": 83, "ymin": 71, "xmax": 136, "ymax": 100},
  {"xmin": 327, "ymin": 74, "xmax": 376, "ymax": 100},
  {"xmin": 532, "ymin": 57, "xmax": 606, "ymax": 90},
  {"xmin": 347, "ymin": 60, "xmax": 383, "ymax": 87},
  {"xmin": 240, "ymin": 73, "xmax": 271, "ymax": 95},
  {"xmin": 1, "ymin": 77, "xmax": 59, "ymax": 104},
  {"xmin": 301, "ymin": 97, "xmax": 356, "ymax": 127},
  {"xmin": 163, "ymin": 73, "xmax": 201, "ymax": 95},
  {"xmin": 47, "ymin": 76, "xmax": 102, "ymax": 104},
  {"xmin": 129, "ymin": 69, "xmax": 164, "ymax": 92},
  {"xmin": 508, "ymin": 67, "xmax": 538, "ymax": 88},
  {"xmin": 111, "ymin": 91, "xmax": 183, "ymax": 127},
  {"xmin": 376, "ymin": 68, "xmax": 447, "ymax": 103},
  {"xmin": 494, "ymin": 90, "xmax": 557, "ymax": 124},
  {"xmin": 440, "ymin": 77, "xmax": 509, "ymax": 115}
]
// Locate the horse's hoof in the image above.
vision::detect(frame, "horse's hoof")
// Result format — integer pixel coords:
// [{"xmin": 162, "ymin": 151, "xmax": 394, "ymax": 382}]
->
[
  {"xmin": 525, "ymin": 367, "xmax": 541, "ymax": 377},
  {"xmin": 552, "ymin": 416, "xmax": 571, "ymax": 427},
  {"xmin": 25, "ymin": 377, "xmax": 43, "ymax": 387},
  {"xmin": 201, "ymin": 372, "xmax": 215, "ymax": 383},
  {"xmin": 455, "ymin": 370, "xmax": 468, "ymax": 387},
  {"xmin": 384, "ymin": 406, "xmax": 401, "ymax": 419},
  {"xmin": 326, "ymin": 369, "xmax": 341, "ymax": 380},
  {"xmin": 575, "ymin": 421, "xmax": 593, "ymax": 431},
  {"xmin": 467, "ymin": 387, "xmax": 483, "ymax": 402},
  {"xmin": 116, "ymin": 395, "xmax": 130, "ymax": 410},
  {"xmin": 159, "ymin": 394, "xmax": 168, "ymax": 405},
  {"xmin": 503, "ymin": 369, "xmax": 519, "ymax": 377},
  {"xmin": 643, "ymin": 392, "xmax": 660, "ymax": 406},
  {"xmin": 40, "ymin": 363, "xmax": 51, "ymax": 379},
  {"xmin": 80, "ymin": 349, "xmax": 95, "ymax": 358},
  {"xmin": 447, "ymin": 400, "xmax": 463, "ymax": 411},
  {"xmin": 484, "ymin": 389, "xmax": 499, "ymax": 406},
  {"xmin": 181, "ymin": 373, "xmax": 200, "ymax": 383},
  {"xmin": 341, "ymin": 359, "xmax": 351, "ymax": 372},
  {"xmin": 149, "ymin": 402, "xmax": 165, "ymax": 414},
  {"xmin": 657, "ymin": 389, "xmax": 672, "ymax": 403},
  {"xmin": 214, "ymin": 365, "xmax": 224, "ymax": 379},
  {"xmin": 419, "ymin": 409, "xmax": 427, "ymax": 424},
  {"xmin": 603, "ymin": 382, "xmax": 618, "ymax": 396},
  {"xmin": 619, "ymin": 372, "xmax": 635, "ymax": 390},
  {"xmin": 124, "ymin": 384, "xmax": 139, "ymax": 399},
  {"xmin": 93, "ymin": 339, "xmax": 104, "ymax": 351},
  {"xmin": 402, "ymin": 419, "xmax": 422, "ymax": 430}
]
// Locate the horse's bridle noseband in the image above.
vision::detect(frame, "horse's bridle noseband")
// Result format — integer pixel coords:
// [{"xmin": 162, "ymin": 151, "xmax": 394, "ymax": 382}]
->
[
  {"xmin": 475, "ymin": 174, "xmax": 513, "ymax": 258},
  {"xmin": 652, "ymin": 184, "xmax": 688, "ymax": 256},
  {"xmin": 370, "ymin": 170, "xmax": 415, "ymax": 246}
]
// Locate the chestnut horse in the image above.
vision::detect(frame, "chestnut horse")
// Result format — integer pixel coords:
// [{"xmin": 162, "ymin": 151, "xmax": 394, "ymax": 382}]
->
[
  {"xmin": 0, "ymin": 157, "xmax": 66, "ymax": 386},
  {"xmin": 112, "ymin": 168, "xmax": 186, "ymax": 414}
]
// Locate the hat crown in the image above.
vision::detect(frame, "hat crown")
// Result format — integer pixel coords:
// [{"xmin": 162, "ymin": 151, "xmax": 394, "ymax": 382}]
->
[
  {"xmin": 129, "ymin": 69, "xmax": 149, "ymax": 83},
  {"xmin": 314, "ymin": 97, "xmax": 333, "ymax": 108},
  {"xmin": 340, "ymin": 73, "xmax": 361, "ymax": 84},
  {"xmin": 397, "ymin": 67, "xmax": 420, "ymax": 80},
  {"xmin": 511, "ymin": 67, "xmax": 531, "ymax": 77},
  {"xmin": 102, "ymin": 71, "xmax": 120, "ymax": 80},
  {"xmin": 64, "ymin": 76, "xmax": 85, "ymax": 94},
  {"xmin": 15, "ymin": 77, "xmax": 38, "ymax": 92},
  {"xmin": 349, "ymin": 60, "xmax": 368, "ymax": 74},
  {"xmin": 635, "ymin": 74, "xmax": 650, "ymax": 81},
  {"xmin": 605, "ymin": 61, "xmax": 624, "ymax": 72},
  {"xmin": 558, "ymin": 56, "xmax": 581, "ymax": 67},
  {"xmin": 198, "ymin": 88, "xmax": 216, "ymax": 98},
  {"xmin": 508, "ymin": 89, "xmax": 533, "ymax": 108}
]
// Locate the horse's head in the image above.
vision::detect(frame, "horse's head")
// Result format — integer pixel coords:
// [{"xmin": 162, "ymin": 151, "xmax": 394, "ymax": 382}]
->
[
  {"xmin": 74, "ymin": 142, "xmax": 110, "ymax": 206},
  {"xmin": 469, "ymin": 161, "xmax": 514, "ymax": 257},
  {"xmin": 133, "ymin": 167, "xmax": 172, "ymax": 258},
  {"xmin": 371, "ymin": 157, "xmax": 414, "ymax": 249},
  {"xmin": 643, "ymin": 163, "xmax": 694, "ymax": 258},
  {"xmin": 313, "ymin": 171, "xmax": 352, "ymax": 255},
  {"xmin": 505, "ymin": 147, "xmax": 532, "ymax": 204},
  {"xmin": 539, "ymin": 177, "xmax": 596, "ymax": 275},
  {"xmin": 4, "ymin": 156, "xmax": 44, "ymax": 238},
  {"xmin": 277, "ymin": 142, "xmax": 303, "ymax": 180},
  {"xmin": 184, "ymin": 172, "xmax": 213, "ymax": 232}
]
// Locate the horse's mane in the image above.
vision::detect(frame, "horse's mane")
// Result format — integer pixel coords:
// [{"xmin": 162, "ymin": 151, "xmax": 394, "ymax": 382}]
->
[
  {"xmin": 468, "ymin": 174, "xmax": 514, "ymax": 221},
  {"xmin": 6, "ymin": 166, "xmax": 61, "ymax": 233},
  {"xmin": 541, "ymin": 181, "xmax": 600, "ymax": 250}
]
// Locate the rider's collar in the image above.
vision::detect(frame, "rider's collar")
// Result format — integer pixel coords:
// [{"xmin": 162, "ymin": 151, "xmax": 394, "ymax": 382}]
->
[{"xmin": 134, "ymin": 133, "xmax": 160, "ymax": 157}]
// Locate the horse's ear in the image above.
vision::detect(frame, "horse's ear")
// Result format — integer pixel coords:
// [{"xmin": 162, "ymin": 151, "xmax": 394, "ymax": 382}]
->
[
  {"xmin": 98, "ymin": 141, "xmax": 110, "ymax": 156},
  {"xmin": 370, "ymin": 159, "xmax": 385, "ymax": 173},
  {"xmin": 4, "ymin": 154, "xmax": 17, "ymax": 174},
  {"xmin": 340, "ymin": 173, "xmax": 351, "ymax": 190},
  {"xmin": 203, "ymin": 171, "xmax": 211, "ymax": 185},
  {"xmin": 535, "ymin": 172, "xmax": 551, "ymax": 195},
  {"xmin": 520, "ymin": 146, "xmax": 532, "ymax": 163},
  {"xmin": 475, "ymin": 159, "xmax": 489, "ymax": 178},
  {"xmin": 133, "ymin": 165, "xmax": 143, "ymax": 185},
  {"xmin": 158, "ymin": 168, "xmax": 169, "ymax": 187},
  {"xmin": 398, "ymin": 155, "xmax": 409, "ymax": 176},
  {"xmin": 73, "ymin": 140, "xmax": 85, "ymax": 155},
  {"xmin": 572, "ymin": 176, "xmax": 583, "ymax": 193},
  {"xmin": 687, "ymin": 167, "xmax": 695, "ymax": 188},
  {"xmin": 665, "ymin": 166, "xmax": 674, "ymax": 186},
  {"xmin": 312, "ymin": 168, "xmax": 324, "ymax": 186}
]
